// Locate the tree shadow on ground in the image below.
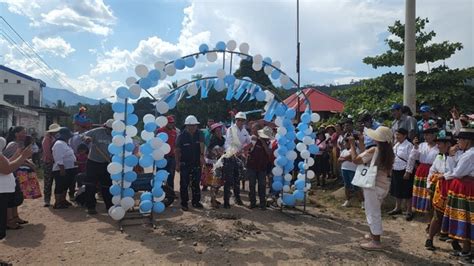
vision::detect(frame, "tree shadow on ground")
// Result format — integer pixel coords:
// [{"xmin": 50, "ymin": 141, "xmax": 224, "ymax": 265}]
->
[{"xmin": 3, "ymin": 223, "xmax": 46, "ymax": 248}]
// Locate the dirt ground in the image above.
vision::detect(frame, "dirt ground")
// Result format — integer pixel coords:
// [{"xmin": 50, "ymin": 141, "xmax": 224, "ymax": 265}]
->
[{"xmin": 0, "ymin": 177, "xmax": 459, "ymax": 265}]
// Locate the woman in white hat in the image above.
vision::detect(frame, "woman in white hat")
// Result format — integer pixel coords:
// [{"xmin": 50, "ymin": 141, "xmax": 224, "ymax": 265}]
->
[{"xmin": 349, "ymin": 126, "xmax": 395, "ymax": 251}]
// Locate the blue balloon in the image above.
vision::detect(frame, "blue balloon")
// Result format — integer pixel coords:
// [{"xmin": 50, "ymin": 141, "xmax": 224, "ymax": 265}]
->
[
  {"xmin": 139, "ymin": 155, "xmax": 154, "ymax": 168},
  {"xmin": 116, "ymin": 86, "xmax": 130, "ymax": 98},
  {"xmin": 273, "ymin": 176, "xmax": 284, "ymax": 183},
  {"xmin": 125, "ymin": 143, "xmax": 135, "ymax": 152},
  {"xmin": 276, "ymin": 156, "xmax": 288, "ymax": 167},
  {"xmin": 301, "ymin": 113, "xmax": 311, "ymax": 124},
  {"xmin": 123, "ymin": 188, "xmax": 135, "ymax": 198},
  {"xmin": 157, "ymin": 132, "xmax": 168, "ymax": 142},
  {"xmin": 284, "ymin": 81, "xmax": 293, "ymax": 90},
  {"xmin": 108, "ymin": 143, "xmax": 122, "ymax": 155},
  {"xmin": 111, "ymin": 130, "xmax": 122, "ymax": 137},
  {"xmin": 286, "ymin": 141, "xmax": 296, "ymax": 151},
  {"xmin": 255, "ymin": 91, "xmax": 266, "ymax": 102},
  {"xmin": 147, "ymin": 69, "xmax": 161, "ymax": 81},
  {"xmin": 295, "ymin": 179, "xmax": 305, "ymax": 190},
  {"xmin": 139, "ymin": 200, "xmax": 152, "ymax": 213},
  {"xmin": 294, "ymin": 190, "xmax": 305, "ymax": 201},
  {"xmin": 199, "ymin": 43, "xmax": 209, "ymax": 53},
  {"xmin": 271, "ymin": 70, "xmax": 281, "ymax": 80},
  {"xmin": 174, "ymin": 58, "xmax": 185, "ymax": 70},
  {"xmin": 298, "ymin": 161, "xmax": 305, "ymax": 170},
  {"xmin": 140, "ymin": 192, "xmax": 152, "ymax": 201},
  {"xmin": 124, "ymin": 171, "xmax": 137, "ymax": 182},
  {"xmin": 282, "ymin": 194, "xmax": 296, "ymax": 206},
  {"xmin": 112, "ymin": 155, "xmax": 122, "ymax": 163},
  {"xmin": 308, "ymin": 144, "xmax": 319, "ymax": 155},
  {"xmin": 277, "ymin": 146, "xmax": 288, "ymax": 156},
  {"xmin": 272, "ymin": 181, "xmax": 283, "ymax": 191},
  {"xmin": 140, "ymin": 143, "xmax": 153, "ymax": 155},
  {"xmin": 296, "ymin": 131, "xmax": 306, "ymax": 141},
  {"xmin": 215, "ymin": 41, "xmax": 226, "ymax": 51},
  {"xmin": 144, "ymin": 122, "xmax": 157, "ymax": 132},
  {"xmin": 275, "ymin": 104, "xmax": 286, "ymax": 117},
  {"xmin": 109, "ymin": 184, "xmax": 121, "ymax": 196},
  {"xmin": 285, "ymin": 108, "xmax": 296, "ymax": 119},
  {"xmin": 111, "ymin": 173, "xmax": 121, "ymax": 181},
  {"xmin": 283, "ymin": 119, "xmax": 293, "ymax": 128},
  {"xmin": 284, "ymin": 161, "xmax": 294, "ymax": 172},
  {"xmin": 125, "ymin": 103, "xmax": 135, "ymax": 114},
  {"xmin": 155, "ymin": 170, "xmax": 169, "ymax": 182},
  {"xmin": 152, "ymin": 186, "xmax": 164, "ymax": 198},
  {"xmin": 139, "ymin": 77, "xmax": 152, "ymax": 90},
  {"xmin": 185, "ymin": 57, "xmax": 195, "ymax": 68},
  {"xmin": 125, "ymin": 114, "xmax": 138, "ymax": 126},
  {"xmin": 153, "ymin": 201, "xmax": 165, "ymax": 213},
  {"xmin": 297, "ymin": 123, "xmax": 308, "ymax": 132},
  {"xmin": 112, "ymin": 102, "xmax": 125, "ymax": 113},
  {"xmin": 124, "ymin": 155, "xmax": 138, "ymax": 167},
  {"xmin": 263, "ymin": 57, "xmax": 272, "ymax": 65},
  {"xmin": 224, "ymin": 75, "xmax": 236, "ymax": 85},
  {"xmin": 155, "ymin": 159, "xmax": 167, "ymax": 168}
]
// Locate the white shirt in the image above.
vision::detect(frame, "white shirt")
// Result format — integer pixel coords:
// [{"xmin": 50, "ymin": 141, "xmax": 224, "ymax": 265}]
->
[
  {"xmin": 393, "ymin": 139, "xmax": 414, "ymax": 171},
  {"xmin": 407, "ymin": 142, "xmax": 439, "ymax": 173},
  {"xmin": 0, "ymin": 172, "xmax": 15, "ymax": 193},
  {"xmin": 445, "ymin": 147, "xmax": 474, "ymax": 180},
  {"xmin": 427, "ymin": 154, "xmax": 457, "ymax": 188},
  {"xmin": 340, "ymin": 149, "xmax": 357, "ymax": 171},
  {"xmin": 224, "ymin": 124, "xmax": 251, "ymax": 151},
  {"xmin": 52, "ymin": 140, "xmax": 77, "ymax": 171}
]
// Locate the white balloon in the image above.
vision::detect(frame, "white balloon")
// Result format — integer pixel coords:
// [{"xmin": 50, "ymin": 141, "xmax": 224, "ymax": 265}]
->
[
  {"xmin": 178, "ymin": 79, "xmax": 189, "ymax": 87},
  {"xmin": 304, "ymin": 126, "xmax": 313, "ymax": 135},
  {"xmin": 272, "ymin": 167, "xmax": 283, "ymax": 176},
  {"xmin": 152, "ymin": 149, "xmax": 164, "ymax": 160},
  {"xmin": 277, "ymin": 198, "xmax": 283, "ymax": 207},
  {"xmin": 284, "ymin": 173, "xmax": 293, "ymax": 182},
  {"xmin": 303, "ymin": 136, "xmax": 313, "ymax": 145},
  {"xmin": 264, "ymin": 90, "xmax": 274, "ymax": 102},
  {"xmin": 286, "ymin": 150, "xmax": 297, "ymax": 161},
  {"xmin": 159, "ymin": 70, "xmax": 167, "ymax": 80},
  {"xmin": 307, "ymin": 157, "xmax": 315, "ymax": 167},
  {"xmin": 140, "ymin": 130, "xmax": 154, "ymax": 141},
  {"xmin": 120, "ymin": 197, "xmax": 135, "ymax": 210},
  {"xmin": 277, "ymin": 127, "xmax": 287, "ymax": 135},
  {"xmin": 150, "ymin": 137, "xmax": 163, "ymax": 149},
  {"xmin": 273, "ymin": 149, "xmax": 279, "ymax": 158},
  {"xmin": 165, "ymin": 64, "xmax": 176, "ymax": 76},
  {"xmin": 253, "ymin": 54, "xmax": 263, "ymax": 64},
  {"xmin": 296, "ymin": 142, "xmax": 307, "ymax": 152},
  {"xmin": 156, "ymin": 101, "xmax": 169, "ymax": 114},
  {"xmin": 283, "ymin": 185, "xmax": 290, "ymax": 193},
  {"xmin": 264, "ymin": 65, "xmax": 273, "ymax": 75},
  {"xmin": 125, "ymin": 136, "xmax": 133, "ymax": 144},
  {"xmin": 124, "ymin": 165, "xmax": 133, "ymax": 172},
  {"xmin": 108, "ymin": 206, "xmax": 116, "ymax": 216},
  {"xmin": 155, "ymin": 116, "xmax": 168, "ymax": 128},
  {"xmin": 206, "ymin": 52, "xmax": 217, "ymax": 62},
  {"xmin": 303, "ymin": 163, "xmax": 309, "ymax": 170},
  {"xmin": 113, "ymin": 112, "xmax": 125, "ymax": 121},
  {"xmin": 280, "ymin": 74, "xmax": 290, "ymax": 85},
  {"xmin": 112, "ymin": 135, "xmax": 125, "ymax": 146},
  {"xmin": 161, "ymin": 143, "xmax": 171, "ymax": 154},
  {"xmin": 125, "ymin": 125, "xmax": 137, "ymax": 137},
  {"xmin": 301, "ymin": 150, "xmax": 310, "ymax": 159},
  {"xmin": 107, "ymin": 162, "xmax": 122, "ymax": 175},
  {"xmin": 239, "ymin": 42, "xmax": 249, "ymax": 53},
  {"xmin": 154, "ymin": 193, "xmax": 166, "ymax": 202},
  {"xmin": 112, "ymin": 120, "xmax": 125, "ymax": 132},
  {"xmin": 311, "ymin": 113, "xmax": 321, "ymax": 123},
  {"xmin": 216, "ymin": 69, "xmax": 226, "ymax": 79},
  {"xmin": 187, "ymin": 83, "xmax": 198, "ymax": 96},
  {"xmin": 154, "ymin": 61, "xmax": 166, "ymax": 70},
  {"xmin": 275, "ymin": 117, "xmax": 283, "ymax": 127},
  {"xmin": 126, "ymin": 77, "xmax": 137, "ymax": 86},
  {"xmin": 143, "ymin": 114, "xmax": 155, "ymax": 124},
  {"xmin": 110, "ymin": 206, "xmax": 126, "ymax": 221},
  {"xmin": 157, "ymin": 86, "xmax": 170, "ymax": 97},
  {"xmin": 227, "ymin": 40, "xmax": 237, "ymax": 51},
  {"xmin": 135, "ymin": 65, "xmax": 148, "ymax": 78},
  {"xmin": 273, "ymin": 60, "xmax": 281, "ymax": 69},
  {"xmin": 307, "ymin": 170, "xmax": 315, "ymax": 180},
  {"xmin": 122, "ymin": 181, "xmax": 131, "ymax": 188},
  {"xmin": 112, "ymin": 196, "xmax": 121, "ymax": 206},
  {"xmin": 129, "ymin": 84, "xmax": 141, "ymax": 98},
  {"xmin": 252, "ymin": 63, "xmax": 262, "ymax": 72}
]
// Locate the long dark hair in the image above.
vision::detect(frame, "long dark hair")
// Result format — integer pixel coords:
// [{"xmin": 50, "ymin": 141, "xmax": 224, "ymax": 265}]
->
[
  {"xmin": 376, "ymin": 142, "xmax": 395, "ymax": 172},
  {"xmin": 6, "ymin": 126, "xmax": 25, "ymax": 144}
]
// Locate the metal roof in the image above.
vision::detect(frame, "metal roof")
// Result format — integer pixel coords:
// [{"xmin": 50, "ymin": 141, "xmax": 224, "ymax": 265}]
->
[{"xmin": 0, "ymin": 65, "xmax": 46, "ymax": 87}]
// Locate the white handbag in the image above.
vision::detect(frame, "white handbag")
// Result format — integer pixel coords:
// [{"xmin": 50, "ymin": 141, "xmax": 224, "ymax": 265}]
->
[{"xmin": 351, "ymin": 150, "xmax": 378, "ymax": 188}]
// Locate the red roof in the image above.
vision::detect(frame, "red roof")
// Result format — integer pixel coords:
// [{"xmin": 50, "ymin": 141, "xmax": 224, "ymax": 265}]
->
[{"xmin": 283, "ymin": 88, "xmax": 344, "ymax": 113}]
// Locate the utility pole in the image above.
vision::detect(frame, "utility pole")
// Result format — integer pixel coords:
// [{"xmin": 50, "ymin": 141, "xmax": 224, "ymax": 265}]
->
[{"xmin": 403, "ymin": 0, "xmax": 416, "ymax": 113}]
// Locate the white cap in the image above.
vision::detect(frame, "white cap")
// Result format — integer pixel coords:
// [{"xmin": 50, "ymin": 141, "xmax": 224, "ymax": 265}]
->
[
  {"xmin": 184, "ymin": 115, "xmax": 200, "ymax": 125},
  {"xmin": 235, "ymin": 112, "xmax": 247, "ymax": 120}
]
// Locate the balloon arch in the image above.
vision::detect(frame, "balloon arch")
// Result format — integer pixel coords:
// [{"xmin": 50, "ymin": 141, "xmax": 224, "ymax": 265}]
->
[{"xmin": 106, "ymin": 40, "xmax": 321, "ymax": 221}]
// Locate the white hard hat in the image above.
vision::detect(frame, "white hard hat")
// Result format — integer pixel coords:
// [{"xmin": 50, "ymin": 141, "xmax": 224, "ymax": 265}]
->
[
  {"xmin": 235, "ymin": 112, "xmax": 247, "ymax": 120},
  {"xmin": 184, "ymin": 115, "xmax": 200, "ymax": 125}
]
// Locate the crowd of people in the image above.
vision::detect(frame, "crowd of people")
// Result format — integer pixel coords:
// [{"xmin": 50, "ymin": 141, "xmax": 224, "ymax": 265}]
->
[{"xmin": 0, "ymin": 103, "xmax": 473, "ymax": 263}]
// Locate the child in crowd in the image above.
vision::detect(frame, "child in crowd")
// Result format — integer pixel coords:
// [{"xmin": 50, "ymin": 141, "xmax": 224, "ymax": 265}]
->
[{"xmin": 338, "ymin": 138, "xmax": 362, "ymax": 208}]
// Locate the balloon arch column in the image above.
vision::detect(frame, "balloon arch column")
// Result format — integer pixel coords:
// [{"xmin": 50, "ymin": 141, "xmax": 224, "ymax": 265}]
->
[{"xmin": 106, "ymin": 40, "xmax": 321, "ymax": 227}]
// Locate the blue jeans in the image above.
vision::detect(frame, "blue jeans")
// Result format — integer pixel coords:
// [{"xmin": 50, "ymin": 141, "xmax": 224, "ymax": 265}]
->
[{"xmin": 341, "ymin": 169, "xmax": 356, "ymax": 191}]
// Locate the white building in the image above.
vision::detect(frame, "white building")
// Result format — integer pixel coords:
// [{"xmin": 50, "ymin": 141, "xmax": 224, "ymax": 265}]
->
[{"xmin": 0, "ymin": 65, "xmax": 44, "ymax": 107}]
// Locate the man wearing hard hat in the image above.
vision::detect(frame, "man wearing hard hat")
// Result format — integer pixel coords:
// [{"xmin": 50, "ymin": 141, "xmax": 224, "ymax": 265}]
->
[
  {"xmin": 222, "ymin": 112, "xmax": 251, "ymax": 208},
  {"xmin": 175, "ymin": 115, "xmax": 205, "ymax": 211}
]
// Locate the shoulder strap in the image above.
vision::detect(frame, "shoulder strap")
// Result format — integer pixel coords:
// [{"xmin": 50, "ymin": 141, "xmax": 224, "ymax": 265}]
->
[{"xmin": 369, "ymin": 149, "xmax": 378, "ymax": 167}]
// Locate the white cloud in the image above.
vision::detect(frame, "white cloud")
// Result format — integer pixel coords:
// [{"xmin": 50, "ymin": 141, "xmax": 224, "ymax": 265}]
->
[
  {"xmin": 1, "ymin": 0, "xmax": 116, "ymax": 36},
  {"xmin": 332, "ymin": 76, "xmax": 370, "ymax": 85},
  {"xmin": 309, "ymin": 66, "xmax": 355, "ymax": 76},
  {"xmin": 31, "ymin": 36, "xmax": 75, "ymax": 58}
]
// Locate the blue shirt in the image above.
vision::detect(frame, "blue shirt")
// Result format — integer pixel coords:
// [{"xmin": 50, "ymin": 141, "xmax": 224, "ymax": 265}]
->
[{"xmin": 364, "ymin": 121, "xmax": 380, "ymax": 148}]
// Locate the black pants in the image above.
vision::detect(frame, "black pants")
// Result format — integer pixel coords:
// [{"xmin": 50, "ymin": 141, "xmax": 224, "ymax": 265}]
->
[
  {"xmin": 247, "ymin": 169, "xmax": 266, "ymax": 206},
  {"xmin": 53, "ymin": 168, "xmax": 77, "ymax": 194},
  {"xmin": 85, "ymin": 160, "xmax": 112, "ymax": 210},
  {"xmin": 0, "ymin": 192, "xmax": 14, "ymax": 238},
  {"xmin": 165, "ymin": 156, "xmax": 176, "ymax": 190},
  {"xmin": 223, "ymin": 157, "xmax": 242, "ymax": 206},
  {"xmin": 180, "ymin": 165, "xmax": 201, "ymax": 207}
]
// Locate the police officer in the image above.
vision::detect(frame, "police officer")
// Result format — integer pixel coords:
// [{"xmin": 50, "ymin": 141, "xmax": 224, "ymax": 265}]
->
[{"xmin": 175, "ymin": 115, "xmax": 205, "ymax": 211}]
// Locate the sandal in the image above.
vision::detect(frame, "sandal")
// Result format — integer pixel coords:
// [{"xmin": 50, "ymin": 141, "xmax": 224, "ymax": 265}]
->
[{"xmin": 360, "ymin": 241, "xmax": 383, "ymax": 251}]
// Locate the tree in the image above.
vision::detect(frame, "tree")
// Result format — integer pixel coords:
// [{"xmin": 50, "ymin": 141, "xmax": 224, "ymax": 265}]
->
[
  {"xmin": 53, "ymin": 100, "xmax": 66, "ymax": 109},
  {"xmin": 334, "ymin": 18, "xmax": 473, "ymax": 118}
]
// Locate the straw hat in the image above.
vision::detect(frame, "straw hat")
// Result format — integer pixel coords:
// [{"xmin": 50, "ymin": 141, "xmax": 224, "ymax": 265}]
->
[
  {"xmin": 457, "ymin": 127, "xmax": 474, "ymax": 140},
  {"xmin": 104, "ymin": 119, "xmax": 114, "ymax": 128},
  {"xmin": 258, "ymin": 126, "xmax": 274, "ymax": 140},
  {"xmin": 47, "ymin": 123, "xmax": 61, "ymax": 133},
  {"xmin": 365, "ymin": 126, "xmax": 393, "ymax": 143},
  {"xmin": 210, "ymin": 122, "xmax": 223, "ymax": 132}
]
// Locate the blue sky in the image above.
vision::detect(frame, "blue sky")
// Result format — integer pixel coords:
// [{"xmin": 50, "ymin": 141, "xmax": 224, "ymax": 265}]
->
[{"xmin": 0, "ymin": 0, "xmax": 472, "ymax": 100}]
